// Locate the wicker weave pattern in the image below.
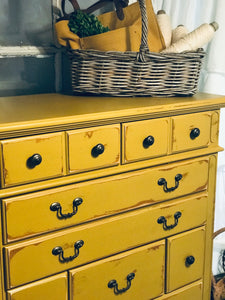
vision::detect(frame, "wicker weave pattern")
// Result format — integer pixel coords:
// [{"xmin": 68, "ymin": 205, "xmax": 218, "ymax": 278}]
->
[{"xmin": 69, "ymin": 0, "xmax": 205, "ymax": 97}]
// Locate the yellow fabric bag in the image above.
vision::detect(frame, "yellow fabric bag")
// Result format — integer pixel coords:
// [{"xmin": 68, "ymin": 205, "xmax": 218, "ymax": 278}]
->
[{"xmin": 55, "ymin": 0, "xmax": 165, "ymax": 52}]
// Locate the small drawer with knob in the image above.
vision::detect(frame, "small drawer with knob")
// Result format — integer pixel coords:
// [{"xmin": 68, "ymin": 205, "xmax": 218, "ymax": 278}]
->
[
  {"xmin": 166, "ymin": 226, "xmax": 205, "ymax": 292},
  {"xmin": 0, "ymin": 132, "xmax": 65, "ymax": 187},
  {"xmin": 67, "ymin": 124, "xmax": 120, "ymax": 174},
  {"xmin": 122, "ymin": 118, "xmax": 169, "ymax": 163},
  {"xmin": 171, "ymin": 112, "xmax": 212, "ymax": 153},
  {"xmin": 69, "ymin": 241, "xmax": 165, "ymax": 300}
]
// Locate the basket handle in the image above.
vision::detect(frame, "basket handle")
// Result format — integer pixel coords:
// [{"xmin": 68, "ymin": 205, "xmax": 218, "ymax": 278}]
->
[
  {"xmin": 137, "ymin": 0, "xmax": 150, "ymax": 62},
  {"xmin": 213, "ymin": 227, "xmax": 225, "ymax": 239},
  {"xmin": 61, "ymin": 0, "xmax": 129, "ymax": 20}
]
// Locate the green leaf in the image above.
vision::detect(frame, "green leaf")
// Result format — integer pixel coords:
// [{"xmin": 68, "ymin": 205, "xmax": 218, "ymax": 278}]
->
[{"xmin": 68, "ymin": 10, "xmax": 110, "ymax": 38}]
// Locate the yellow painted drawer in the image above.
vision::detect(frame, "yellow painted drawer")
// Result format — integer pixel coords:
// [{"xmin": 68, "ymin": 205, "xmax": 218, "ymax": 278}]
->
[
  {"xmin": 6, "ymin": 273, "xmax": 68, "ymax": 300},
  {"xmin": 68, "ymin": 124, "xmax": 120, "ymax": 174},
  {"xmin": 0, "ymin": 132, "xmax": 65, "ymax": 187},
  {"xmin": 172, "ymin": 112, "xmax": 211, "ymax": 153},
  {"xmin": 122, "ymin": 118, "xmax": 169, "ymax": 163},
  {"xmin": 2, "ymin": 157, "xmax": 209, "ymax": 242},
  {"xmin": 4, "ymin": 194, "xmax": 207, "ymax": 288},
  {"xmin": 166, "ymin": 227, "xmax": 205, "ymax": 292},
  {"xmin": 69, "ymin": 241, "xmax": 165, "ymax": 300},
  {"xmin": 155, "ymin": 280, "xmax": 202, "ymax": 299}
]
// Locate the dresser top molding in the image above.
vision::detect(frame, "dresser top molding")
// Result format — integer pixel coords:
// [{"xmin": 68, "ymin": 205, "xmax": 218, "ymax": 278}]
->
[{"xmin": 0, "ymin": 92, "xmax": 225, "ymax": 137}]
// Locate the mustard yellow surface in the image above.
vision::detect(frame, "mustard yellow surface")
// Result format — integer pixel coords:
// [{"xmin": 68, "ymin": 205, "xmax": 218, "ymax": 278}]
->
[
  {"xmin": 172, "ymin": 111, "xmax": 212, "ymax": 153},
  {"xmin": 5, "ymin": 192, "xmax": 207, "ymax": 288},
  {"xmin": 0, "ymin": 93, "xmax": 225, "ymax": 300},
  {"xmin": 123, "ymin": 117, "xmax": 169, "ymax": 163},
  {"xmin": 55, "ymin": 1, "xmax": 165, "ymax": 52},
  {"xmin": 7, "ymin": 273, "xmax": 68, "ymax": 300},
  {"xmin": 3, "ymin": 156, "xmax": 208, "ymax": 242},
  {"xmin": 68, "ymin": 124, "xmax": 120, "ymax": 173},
  {"xmin": 156, "ymin": 280, "xmax": 202, "ymax": 299},
  {"xmin": 69, "ymin": 242, "xmax": 165, "ymax": 300},
  {"xmin": 0, "ymin": 132, "xmax": 65, "ymax": 187},
  {"xmin": 0, "ymin": 93, "xmax": 224, "ymax": 137},
  {"xmin": 166, "ymin": 227, "xmax": 205, "ymax": 292}
]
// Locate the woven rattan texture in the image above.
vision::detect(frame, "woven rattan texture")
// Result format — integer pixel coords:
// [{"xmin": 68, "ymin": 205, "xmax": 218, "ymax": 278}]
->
[{"xmin": 68, "ymin": 0, "xmax": 205, "ymax": 97}]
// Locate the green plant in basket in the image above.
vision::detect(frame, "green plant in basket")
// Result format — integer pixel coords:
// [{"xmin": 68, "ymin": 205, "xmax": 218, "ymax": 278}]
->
[{"xmin": 68, "ymin": 10, "xmax": 110, "ymax": 38}]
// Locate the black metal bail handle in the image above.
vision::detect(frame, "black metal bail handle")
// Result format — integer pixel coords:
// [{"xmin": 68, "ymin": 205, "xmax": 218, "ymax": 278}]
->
[
  {"xmin": 50, "ymin": 197, "xmax": 83, "ymax": 220},
  {"xmin": 157, "ymin": 211, "xmax": 182, "ymax": 230},
  {"xmin": 158, "ymin": 174, "xmax": 183, "ymax": 193},
  {"xmin": 108, "ymin": 273, "xmax": 135, "ymax": 295},
  {"xmin": 52, "ymin": 240, "xmax": 84, "ymax": 263}
]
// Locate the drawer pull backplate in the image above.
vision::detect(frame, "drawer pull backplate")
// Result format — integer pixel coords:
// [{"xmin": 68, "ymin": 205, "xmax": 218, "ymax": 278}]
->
[
  {"xmin": 50, "ymin": 197, "xmax": 83, "ymax": 219},
  {"xmin": 158, "ymin": 174, "xmax": 182, "ymax": 193},
  {"xmin": 108, "ymin": 272, "xmax": 135, "ymax": 295},
  {"xmin": 157, "ymin": 211, "xmax": 182, "ymax": 230},
  {"xmin": 52, "ymin": 240, "xmax": 84, "ymax": 263}
]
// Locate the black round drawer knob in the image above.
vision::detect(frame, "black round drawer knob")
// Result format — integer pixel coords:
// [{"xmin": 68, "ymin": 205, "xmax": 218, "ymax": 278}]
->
[
  {"xmin": 190, "ymin": 128, "xmax": 200, "ymax": 140},
  {"xmin": 91, "ymin": 143, "xmax": 105, "ymax": 157},
  {"xmin": 26, "ymin": 153, "xmax": 42, "ymax": 169},
  {"xmin": 143, "ymin": 135, "xmax": 155, "ymax": 148},
  {"xmin": 185, "ymin": 255, "xmax": 195, "ymax": 266}
]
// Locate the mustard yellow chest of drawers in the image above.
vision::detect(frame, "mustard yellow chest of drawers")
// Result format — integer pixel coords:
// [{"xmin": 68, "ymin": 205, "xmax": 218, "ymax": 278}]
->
[{"xmin": 0, "ymin": 93, "xmax": 225, "ymax": 300}]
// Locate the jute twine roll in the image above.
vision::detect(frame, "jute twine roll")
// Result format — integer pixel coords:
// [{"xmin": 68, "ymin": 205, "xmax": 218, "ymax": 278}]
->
[
  {"xmin": 162, "ymin": 22, "xmax": 219, "ymax": 53},
  {"xmin": 156, "ymin": 10, "xmax": 172, "ymax": 48},
  {"xmin": 172, "ymin": 25, "xmax": 189, "ymax": 44}
]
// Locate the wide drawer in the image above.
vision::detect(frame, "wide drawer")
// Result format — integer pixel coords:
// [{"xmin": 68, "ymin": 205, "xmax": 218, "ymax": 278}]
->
[
  {"xmin": 0, "ymin": 132, "xmax": 65, "ymax": 187},
  {"xmin": 122, "ymin": 117, "xmax": 169, "ymax": 163},
  {"xmin": 67, "ymin": 124, "xmax": 120, "ymax": 174},
  {"xmin": 2, "ymin": 157, "xmax": 209, "ymax": 242},
  {"xmin": 166, "ymin": 227, "xmax": 205, "ymax": 292},
  {"xmin": 69, "ymin": 241, "xmax": 165, "ymax": 300},
  {"xmin": 6, "ymin": 273, "xmax": 68, "ymax": 300},
  {"xmin": 155, "ymin": 280, "xmax": 202, "ymax": 299},
  {"xmin": 172, "ymin": 112, "xmax": 212, "ymax": 153},
  {"xmin": 4, "ymin": 194, "xmax": 207, "ymax": 288}
]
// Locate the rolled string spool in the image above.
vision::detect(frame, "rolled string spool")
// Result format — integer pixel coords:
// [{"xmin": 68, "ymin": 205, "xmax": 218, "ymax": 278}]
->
[
  {"xmin": 172, "ymin": 25, "xmax": 189, "ymax": 44},
  {"xmin": 162, "ymin": 22, "xmax": 219, "ymax": 53},
  {"xmin": 156, "ymin": 10, "xmax": 172, "ymax": 48}
]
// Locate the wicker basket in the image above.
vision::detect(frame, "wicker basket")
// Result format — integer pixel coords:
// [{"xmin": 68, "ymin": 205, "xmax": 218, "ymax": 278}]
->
[
  {"xmin": 68, "ymin": 0, "xmax": 205, "ymax": 97},
  {"xmin": 211, "ymin": 227, "xmax": 225, "ymax": 300}
]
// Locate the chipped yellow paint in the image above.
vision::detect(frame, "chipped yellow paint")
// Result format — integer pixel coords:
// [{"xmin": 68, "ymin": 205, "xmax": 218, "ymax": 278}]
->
[
  {"xmin": 4, "ymin": 193, "xmax": 208, "ymax": 288},
  {"xmin": 155, "ymin": 280, "xmax": 202, "ymax": 299},
  {"xmin": 67, "ymin": 124, "xmax": 120, "ymax": 173},
  {"xmin": 69, "ymin": 241, "xmax": 165, "ymax": 300},
  {"xmin": 7, "ymin": 273, "xmax": 68, "ymax": 300},
  {"xmin": 0, "ymin": 132, "xmax": 65, "ymax": 187},
  {"xmin": 166, "ymin": 227, "xmax": 205, "ymax": 292},
  {"xmin": 122, "ymin": 117, "xmax": 169, "ymax": 163},
  {"xmin": 172, "ymin": 111, "xmax": 212, "ymax": 153},
  {"xmin": 2, "ymin": 156, "xmax": 209, "ymax": 242},
  {"xmin": 0, "ymin": 93, "xmax": 225, "ymax": 299}
]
